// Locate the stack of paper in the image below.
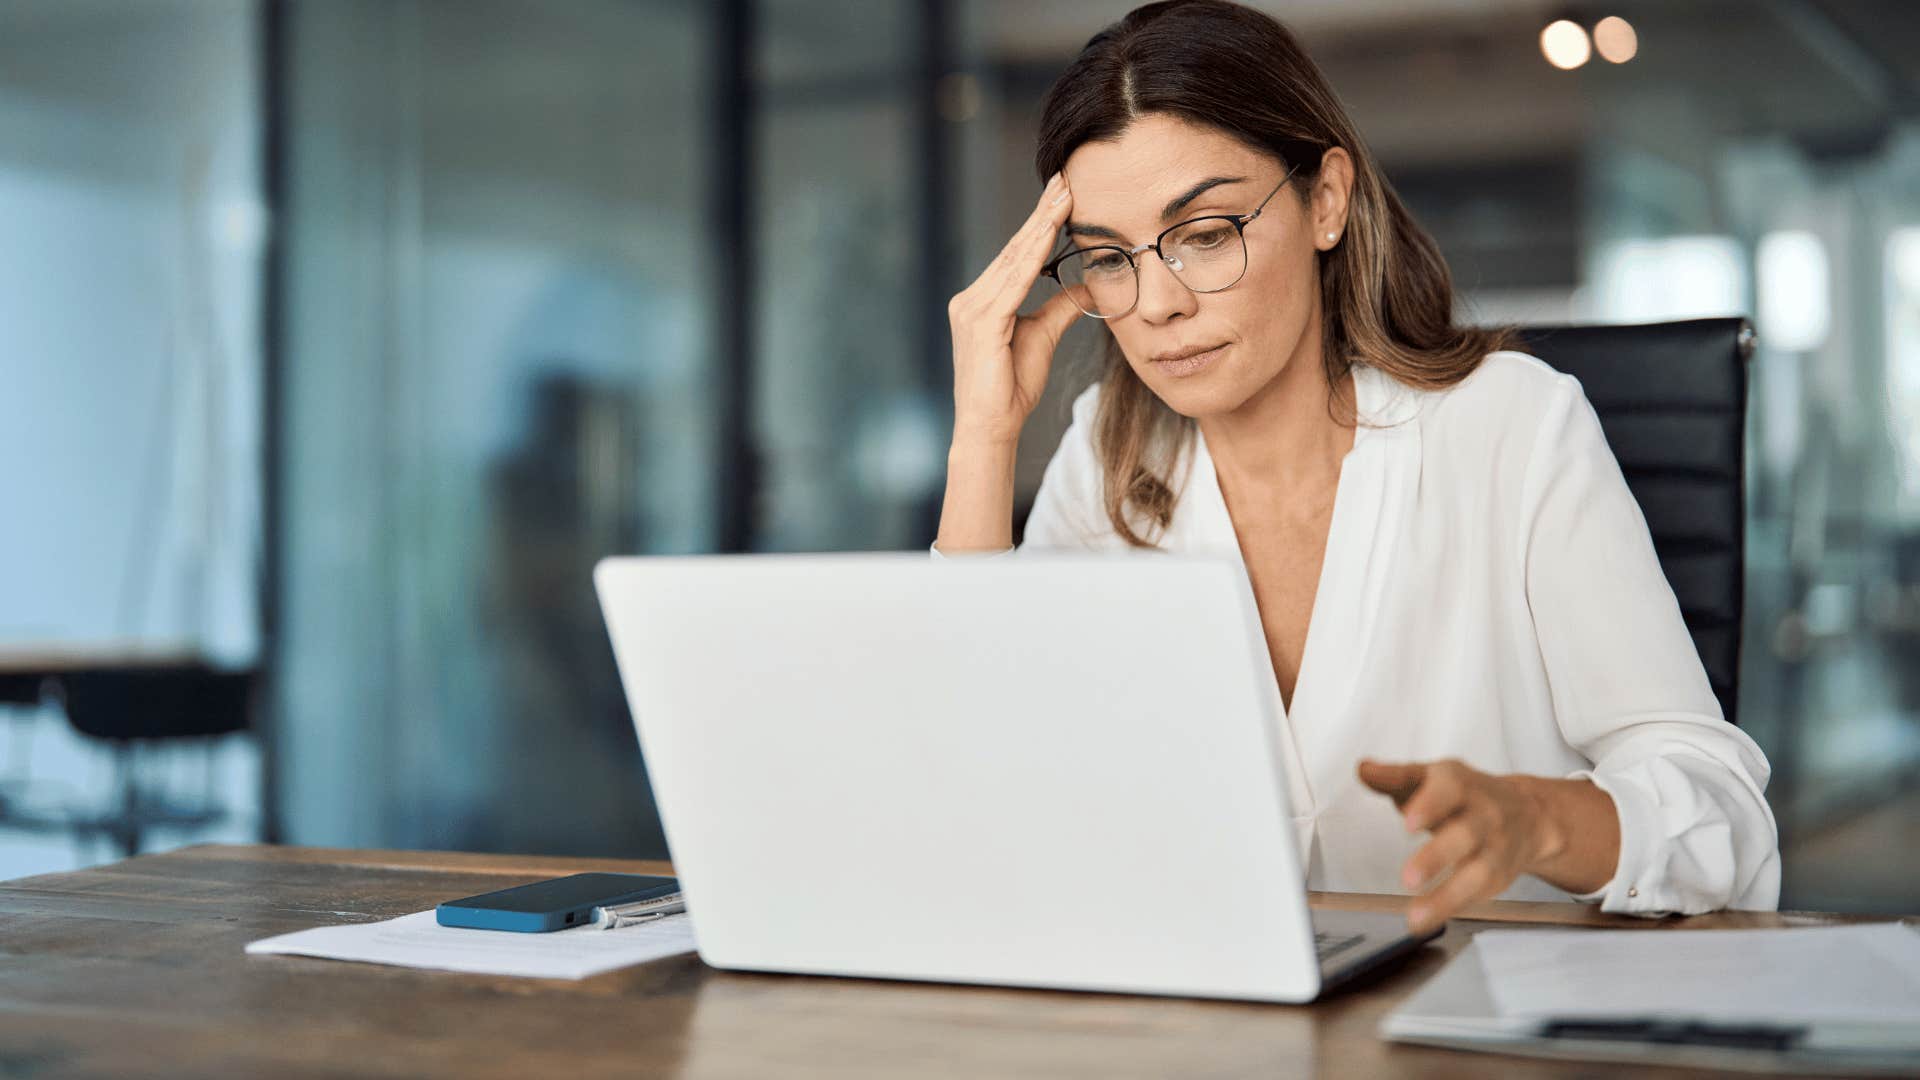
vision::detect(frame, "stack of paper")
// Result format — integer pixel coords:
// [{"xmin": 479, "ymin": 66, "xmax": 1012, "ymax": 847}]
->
[
  {"xmin": 246, "ymin": 910, "xmax": 699, "ymax": 980},
  {"xmin": 1382, "ymin": 923, "xmax": 1920, "ymax": 1073}
]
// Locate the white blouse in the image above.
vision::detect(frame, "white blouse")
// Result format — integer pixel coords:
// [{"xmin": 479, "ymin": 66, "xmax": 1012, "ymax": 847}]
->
[{"xmin": 942, "ymin": 351, "xmax": 1780, "ymax": 915}]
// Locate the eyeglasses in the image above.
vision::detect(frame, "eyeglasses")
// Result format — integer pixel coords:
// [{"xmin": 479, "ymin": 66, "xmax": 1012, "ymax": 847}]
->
[{"xmin": 1041, "ymin": 164, "xmax": 1301, "ymax": 320}]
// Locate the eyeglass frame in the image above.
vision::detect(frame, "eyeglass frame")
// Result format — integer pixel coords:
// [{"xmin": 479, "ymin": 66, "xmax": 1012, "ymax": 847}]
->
[{"xmin": 1040, "ymin": 161, "xmax": 1304, "ymax": 320}]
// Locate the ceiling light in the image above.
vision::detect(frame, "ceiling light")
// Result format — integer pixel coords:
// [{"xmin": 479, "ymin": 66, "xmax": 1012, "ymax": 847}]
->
[
  {"xmin": 1594, "ymin": 16, "xmax": 1638, "ymax": 63},
  {"xmin": 1540, "ymin": 19, "xmax": 1591, "ymax": 70}
]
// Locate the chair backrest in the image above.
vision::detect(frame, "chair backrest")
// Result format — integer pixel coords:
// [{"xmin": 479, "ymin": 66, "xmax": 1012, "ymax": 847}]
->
[{"xmin": 1515, "ymin": 317, "xmax": 1752, "ymax": 727}]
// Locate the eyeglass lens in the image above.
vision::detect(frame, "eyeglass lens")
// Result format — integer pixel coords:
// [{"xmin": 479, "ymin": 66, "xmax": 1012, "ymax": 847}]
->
[{"xmin": 1054, "ymin": 218, "xmax": 1248, "ymax": 318}]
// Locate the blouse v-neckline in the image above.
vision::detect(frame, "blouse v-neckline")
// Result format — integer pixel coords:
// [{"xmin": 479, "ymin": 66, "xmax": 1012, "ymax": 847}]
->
[{"xmin": 1178, "ymin": 364, "xmax": 1423, "ymax": 810}]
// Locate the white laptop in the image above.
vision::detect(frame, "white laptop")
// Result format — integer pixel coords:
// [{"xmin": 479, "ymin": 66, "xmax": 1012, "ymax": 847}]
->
[{"xmin": 594, "ymin": 552, "xmax": 1437, "ymax": 1002}]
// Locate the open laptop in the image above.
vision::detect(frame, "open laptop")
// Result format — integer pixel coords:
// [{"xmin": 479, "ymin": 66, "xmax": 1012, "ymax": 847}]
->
[{"xmin": 594, "ymin": 552, "xmax": 1438, "ymax": 1002}]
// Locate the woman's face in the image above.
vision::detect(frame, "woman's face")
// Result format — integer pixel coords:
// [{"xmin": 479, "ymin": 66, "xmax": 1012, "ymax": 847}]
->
[{"xmin": 1060, "ymin": 114, "xmax": 1340, "ymax": 419}]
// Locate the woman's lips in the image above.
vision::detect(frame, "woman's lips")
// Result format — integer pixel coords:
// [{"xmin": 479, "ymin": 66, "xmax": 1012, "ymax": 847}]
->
[{"xmin": 1153, "ymin": 344, "xmax": 1227, "ymax": 378}]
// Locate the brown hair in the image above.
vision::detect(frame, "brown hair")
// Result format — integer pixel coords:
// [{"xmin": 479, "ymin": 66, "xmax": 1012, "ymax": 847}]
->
[{"xmin": 1036, "ymin": 0, "xmax": 1514, "ymax": 546}]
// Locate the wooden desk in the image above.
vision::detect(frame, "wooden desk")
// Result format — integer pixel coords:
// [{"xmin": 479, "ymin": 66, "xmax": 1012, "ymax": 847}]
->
[{"xmin": 0, "ymin": 844, "xmax": 1903, "ymax": 1079}]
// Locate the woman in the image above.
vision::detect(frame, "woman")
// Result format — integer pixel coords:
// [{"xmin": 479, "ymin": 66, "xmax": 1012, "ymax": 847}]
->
[{"xmin": 934, "ymin": 0, "xmax": 1778, "ymax": 935}]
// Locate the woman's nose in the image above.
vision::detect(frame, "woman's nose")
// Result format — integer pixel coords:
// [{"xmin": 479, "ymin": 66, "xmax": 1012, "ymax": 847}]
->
[{"xmin": 1134, "ymin": 250, "xmax": 1197, "ymax": 323}]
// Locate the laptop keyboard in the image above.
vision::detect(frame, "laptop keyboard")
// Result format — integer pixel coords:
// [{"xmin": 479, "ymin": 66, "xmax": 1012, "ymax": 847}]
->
[{"xmin": 1314, "ymin": 931, "xmax": 1367, "ymax": 964}]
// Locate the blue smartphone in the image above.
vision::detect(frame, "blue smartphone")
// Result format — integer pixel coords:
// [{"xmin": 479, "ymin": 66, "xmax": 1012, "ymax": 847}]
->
[{"xmin": 435, "ymin": 872, "xmax": 679, "ymax": 932}]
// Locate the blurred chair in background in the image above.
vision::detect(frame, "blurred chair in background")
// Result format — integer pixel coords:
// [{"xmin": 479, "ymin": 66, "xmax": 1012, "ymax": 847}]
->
[{"xmin": 0, "ymin": 658, "xmax": 254, "ymax": 858}]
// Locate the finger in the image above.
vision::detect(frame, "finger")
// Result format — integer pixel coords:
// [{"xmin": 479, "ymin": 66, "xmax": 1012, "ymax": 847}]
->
[
  {"xmin": 1400, "ymin": 761, "xmax": 1468, "ymax": 833},
  {"xmin": 1401, "ymin": 812, "xmax": 1483, "ymax": 892},
  {"xmin": 977, "ymin": 173, "xmax": 1066, "ymax": 280},
  {"xmin": 1019, "ymin": 288, "xmax": 1083, "ymax": 349},
  {"xmin": 955, "ymin": 200, "xmax": 1058, "ymax": 320},
  {"xmin": 1006, "ymin": 292, "xmax": 1082, "ymax": 392},
  {"xmin": 986, "ymin": 173, "xmax": 1072, "ymax": 280},
  {"xmin": 1407, "ymin": 856, "xmax": 1498, "ymax": 936},
  {"xmin": 1357, "ymin": 759, "xmax": 1424, "ymax": 804},
  {"xmin": 983, "ymin": 182, "xmax": 1074, "ymax": 311}
]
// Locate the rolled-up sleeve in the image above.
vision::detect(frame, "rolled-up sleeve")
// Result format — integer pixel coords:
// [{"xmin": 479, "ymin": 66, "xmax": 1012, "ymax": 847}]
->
[{"xmin": 1519, "ymin": 372, "xmax": 1781, "ymax": 916}]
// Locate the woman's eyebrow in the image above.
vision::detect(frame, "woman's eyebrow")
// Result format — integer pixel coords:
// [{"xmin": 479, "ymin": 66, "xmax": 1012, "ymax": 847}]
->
[
  {"xmin": 1063, "ymin": 175, "xmax": 1250, "ymax": 240},
  {"xmin": 1161, "ymin": 175, "xmax": 1248, "ymax": 219}
]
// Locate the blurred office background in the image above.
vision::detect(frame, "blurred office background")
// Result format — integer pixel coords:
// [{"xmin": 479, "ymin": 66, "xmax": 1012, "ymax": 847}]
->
[{"xmin": 1, "ymin": 0, "xmax": 1916, "ymax": 913}]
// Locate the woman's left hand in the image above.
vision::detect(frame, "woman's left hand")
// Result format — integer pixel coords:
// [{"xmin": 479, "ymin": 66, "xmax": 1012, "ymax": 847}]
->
[{"xmin": 1356, "ymin": 758, "xmax": 1561, "ymax": 936}]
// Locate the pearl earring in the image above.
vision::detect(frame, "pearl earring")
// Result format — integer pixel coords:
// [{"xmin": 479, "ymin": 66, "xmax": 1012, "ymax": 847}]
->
[{"xmin": 1326, "ymin": 232, "xmax": 1337, "ymax": 241}]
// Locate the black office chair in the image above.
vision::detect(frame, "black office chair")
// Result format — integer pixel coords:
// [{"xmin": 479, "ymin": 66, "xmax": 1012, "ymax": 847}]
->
[
  {"xmin": 0, "ymin": 664, "xmax": 255, "ymax": 857},
  {"xmin": 1517, "ymin": 317, "xmax": 1752, "ymax": 728},
  {"xmin": 61, "ymin": 665, "xmax": 256, "ymax": 855}
]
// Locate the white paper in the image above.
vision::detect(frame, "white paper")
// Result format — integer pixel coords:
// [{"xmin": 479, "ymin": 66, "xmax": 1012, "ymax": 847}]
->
[
  {"xmin": 245, "ymin": 910, "xmax": 699, "ymax": 980},
  {"xmin": 1473, "ymin": 923, "xmax": 1920, "ymax": 1025}
]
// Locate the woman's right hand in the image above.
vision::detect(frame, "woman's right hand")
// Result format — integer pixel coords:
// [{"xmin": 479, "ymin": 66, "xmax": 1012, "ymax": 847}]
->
[{"xmin": 946, "ymin": 171, "xmax": 1084, "ymax": 448}]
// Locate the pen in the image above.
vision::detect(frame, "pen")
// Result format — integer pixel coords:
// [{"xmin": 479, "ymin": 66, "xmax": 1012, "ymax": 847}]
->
[
  {"xmin": 1539, "ymin": 1018, "xmax": 1809, "ymax": 1051},
  {"xmin": 592, "ymin": 893, "xmax": 687, "ymax": 929}
]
